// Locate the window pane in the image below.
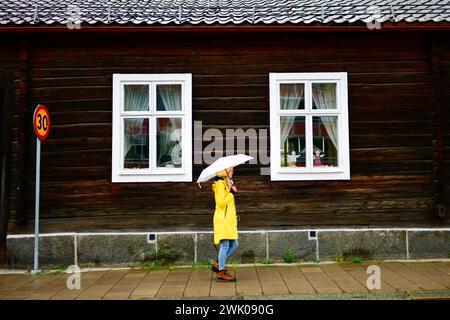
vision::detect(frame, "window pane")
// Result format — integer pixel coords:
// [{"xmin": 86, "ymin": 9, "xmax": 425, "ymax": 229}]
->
[
  {"xmin": 124, "ymin": 118, "xmax": 149, "ymax": 169},
  {"xmin": 280, "ymin": 116, "xmax": 305, "ymax": 167},
  {"xmin": 280, "ymin": 83, "xmax": 305, "ymax": 110},
  {"xmin": 157, "ymin": 118, "xmax": 182, "ymax": 168},
  {"xmin": 156, "ymin": 84, "xmax": 182, "ymax": 111},
  {"xmin": 312, "ymin": 83, "xmax": 337, "ymax": 110},
  {"xmin": 313, "ymin": 116, "xmax": 338, "ymax": 167},
  {"xmin": 124, "ymin": 85, "xmax": 149, "ymax": 111}
]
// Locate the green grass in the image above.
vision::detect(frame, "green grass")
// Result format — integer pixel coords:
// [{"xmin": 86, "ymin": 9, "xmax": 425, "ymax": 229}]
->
[
  {"xmin": 139, "ymin": 259, "xmax": 215, "ymax": 271},
  {"xmin": 191, "ymin": 260, "xmax": 213, "ymax": 270},
  {"xmin": 139, "ymin": 261, "xmax": 173, "ymax": 271},
  {"xmin": 334, "ymin": 254, "xmax": 344, "ymax": 264},
  {"xmin": 53, "ymin": 263, "xmax": 71, "ymax": 274},
  {"xmin": 257, "ymin": 258, "xmax": 273, "ymax": 265},
  {"xmin": 282, "ymin": 249, "xmax": 296, "ymax": 264},
  {"xmin": 228, "ymin": 260, "xmax": 239, "ymax": 269},
  {"xmin": 351, "ymin": 257, "xmax": 364, "ymax": 264}
]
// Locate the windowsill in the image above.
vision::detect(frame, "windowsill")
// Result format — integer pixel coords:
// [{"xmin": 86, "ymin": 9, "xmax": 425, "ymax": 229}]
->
[
  {"xmin": 112, "ymin": 172, "xmax": 192, "ymax": 183},
  {"xmin": 271, "ymin": 168, "xmax": 350, "ymax": 181},
  {"xmin": 277, "ymin": 167, "xmax": 343, "ymax": 173},
  {"xmin": 120, "ymin": 169, "xmax": 186, "ymax": 175}
]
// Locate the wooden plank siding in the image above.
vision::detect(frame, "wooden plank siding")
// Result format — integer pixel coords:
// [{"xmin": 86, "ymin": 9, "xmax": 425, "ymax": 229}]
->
[
  {"xmin": 0, "ymin": 35, "xmax": 22, "ymax": 237},
  {"xmin": 0, "ymin": 31, "xmax": 448, "ymax": 233},
  {"xmin": 0, "ymin": 68, "xmax": 15, "ymax": 263},
  {"xmin": 441, "ymin": 36, "xmax": 450, "ymax": 217}
]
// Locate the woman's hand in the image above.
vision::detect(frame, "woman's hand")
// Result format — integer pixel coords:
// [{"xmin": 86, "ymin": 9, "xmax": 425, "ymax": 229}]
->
[{"xmin": 230, "ymin": 185, "xmax": 238, "ymax": 193}]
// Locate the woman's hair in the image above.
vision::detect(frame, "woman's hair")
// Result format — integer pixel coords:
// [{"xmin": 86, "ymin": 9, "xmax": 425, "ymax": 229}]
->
[{"xmin": 216, "ymin": 167, "xmax": 232, "ymax": 177}]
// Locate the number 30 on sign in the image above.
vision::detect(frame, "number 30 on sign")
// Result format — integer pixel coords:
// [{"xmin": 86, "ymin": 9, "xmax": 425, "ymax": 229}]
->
[{"xmin": 33, "ymin": 104, "xmax": 51, "ymax": 140}]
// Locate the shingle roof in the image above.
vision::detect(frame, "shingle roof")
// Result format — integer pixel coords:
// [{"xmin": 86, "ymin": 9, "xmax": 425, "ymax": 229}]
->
[{"xmin": 1, "ymin": 0, "xmax": 449, "ymax": 26}]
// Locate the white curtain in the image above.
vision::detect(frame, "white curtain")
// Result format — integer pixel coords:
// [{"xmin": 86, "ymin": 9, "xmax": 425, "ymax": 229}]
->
[
  {"xmin": 124, "ymin": 86, "xmax": 149, "ymax": 159},
  {"xmin": 280, "ymin": 84, "xmax": 304, "ymax": 164},
  {"xmin": 312, "ymin": 83, "xmax": 338, "ymax": 150},
  {"xmin": 157, "ymin": 85, "xmax": 182, "ymax": 166}
]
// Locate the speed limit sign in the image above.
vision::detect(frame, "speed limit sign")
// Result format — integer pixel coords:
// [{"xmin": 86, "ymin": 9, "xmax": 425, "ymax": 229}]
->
[
  {"xmin": 33, "ymin": 104, "xmax": 51, "ymax": 141},
  {"xmin": 32, "ymin": 104, "xmax": 51, "ymax": 274}
]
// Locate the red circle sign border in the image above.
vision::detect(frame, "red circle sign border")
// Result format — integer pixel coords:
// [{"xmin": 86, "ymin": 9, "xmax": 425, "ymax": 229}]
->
[{"xmin": 33, "ymin": 104, "xmax": 51, "ymax": 141}]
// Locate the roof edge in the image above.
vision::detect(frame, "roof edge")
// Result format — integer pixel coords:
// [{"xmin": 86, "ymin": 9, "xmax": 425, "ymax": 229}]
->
[{"xmin": 1, "ymin": 21, "xmax": 450, "ymax": 33}]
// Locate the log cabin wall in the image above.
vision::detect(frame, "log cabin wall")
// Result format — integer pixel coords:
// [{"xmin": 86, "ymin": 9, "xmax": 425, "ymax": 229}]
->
[
  {"xmin": 1, "ymin": 30, "xmax": 449, "ymax": 233},
  {"xmin": 0, "ymin": 36, "xmax": 21, "ymax": 234},
  {"xmin": 442, "ymin": 37, "xmax": 450, "ymax": 215}
]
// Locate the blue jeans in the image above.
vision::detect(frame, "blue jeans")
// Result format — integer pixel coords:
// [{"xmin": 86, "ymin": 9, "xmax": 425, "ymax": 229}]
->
[{"xmin": 218, "ymin": 239, "xmax": 238, "ymax": 271}]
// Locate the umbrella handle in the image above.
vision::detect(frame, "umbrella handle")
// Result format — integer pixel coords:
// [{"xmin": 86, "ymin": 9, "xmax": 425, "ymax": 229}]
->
[{"xmin": 197, "ymin": 182, "xmax": 202, "ymax": 189}]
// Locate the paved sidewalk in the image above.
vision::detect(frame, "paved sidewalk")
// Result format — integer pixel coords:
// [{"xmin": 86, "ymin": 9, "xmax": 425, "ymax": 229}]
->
[{"xmin": 0, "ymin": 261, "xmax": 449, "ymax": 300}]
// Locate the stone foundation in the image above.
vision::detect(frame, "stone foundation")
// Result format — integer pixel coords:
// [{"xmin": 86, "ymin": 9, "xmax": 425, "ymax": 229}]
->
[{"xmin": 6, "ymin": 229, "xmax": 450, "ymax": 268}]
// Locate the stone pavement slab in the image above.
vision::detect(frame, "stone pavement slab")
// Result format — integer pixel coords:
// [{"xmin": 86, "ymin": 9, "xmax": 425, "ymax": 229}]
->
[
  {"xmin": 131, "ymin": 270, "xmax": 168, "ymax": 299},
  {"xmin": 236, "ymin": 266, "xmax": 263, "ymax": 296},
  {"xmin": 76, "ymin": 269, "xmax": 127, "ymax": 300},
  {"xmin": 210, "ymin": 269, "xmax": 236, "ymax": 297},
  {"xmin": 0, "ymin": 274, "xmax": 36, "ymax": 299},
  {"xmin": 383, "ymin": 262, "xmax": 446, "ymax": 291},
  {"xmin": 103, "ymin": 269, "xmax": 148, "ymax": 300},
  {"xmin": 25, "ymin": 274, "xmax": 69, "ymax": 300},
  {"xmin": 340, "ymin": 263, "xmax": 396, "ymax": 293},
  {"xmin": 156, "ymin": 268, "xmax": 191, "ymax": 299},
  {"xmin": 51, "ymin": 270, "xmax": 107, "ymax": 300},
  {"xmin": 278, "ymin": 266, "xmax": 315, "ymax": 294},
  {"xmin": 375, "ymin": 263, "xmax": 421, "ymax": 291},
  {"xmin": 256, "ymin": 266, "xmax": 289, "ymax": 296},
  {"xmin": 426, "ymin": 262, "xmax": 450, "ymax": 276},
  {"xmin": 406, "ymin": 263, "xmax": 450, "ymax": 289},
  {"xmin": 300, "ymin": 265, "xmax": 342, "ymax": 294},
  {"xmin": 0, "ymin": 261, "xmax": 449, "ymax": 300},
  {"xmin": 184, "ymin": 269, "xmax": 212, "ymax": 298},
  {"xmin": 2, "ymin": 273, "xmax": 62, "ymax": 300},
  {"xmin": 320, "ymin": 264, "xmax": 368, "ymax": 293}
]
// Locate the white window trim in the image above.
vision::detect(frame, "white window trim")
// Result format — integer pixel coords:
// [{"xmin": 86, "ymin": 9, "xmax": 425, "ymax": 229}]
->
[
  {"xmin": 112, "ymin": 73, "xmax": 192, "ymax": 183},
  {"xmin": 269, "ymin": 72, "xmax": 350, "ymax": 181}
]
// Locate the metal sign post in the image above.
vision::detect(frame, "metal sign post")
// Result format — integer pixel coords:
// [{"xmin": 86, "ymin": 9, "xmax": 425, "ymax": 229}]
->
[
  {"xmin": 32, "ymin": 104, "xmax": 50, "ymax": 274},
  {"xmin": 33, "ymin": 137, "xmax": 41, "ymax": 274}
]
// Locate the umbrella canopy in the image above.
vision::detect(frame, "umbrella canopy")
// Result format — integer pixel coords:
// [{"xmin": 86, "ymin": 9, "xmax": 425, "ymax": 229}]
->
[{"xmin": 196, "ymin": 154, "xmax": 253, "ymax": 185}]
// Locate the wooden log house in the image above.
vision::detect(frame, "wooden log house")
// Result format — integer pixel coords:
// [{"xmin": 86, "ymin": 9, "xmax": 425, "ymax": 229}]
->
[{"xmin": 0, "ymin": 1, "xmax": 449, "ymax": 263}]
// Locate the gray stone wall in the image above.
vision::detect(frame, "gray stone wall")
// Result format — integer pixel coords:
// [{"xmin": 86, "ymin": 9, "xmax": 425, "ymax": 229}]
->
[{"xmin": 5, "ymin": 229, "xmax": 450, "ymax": 268}]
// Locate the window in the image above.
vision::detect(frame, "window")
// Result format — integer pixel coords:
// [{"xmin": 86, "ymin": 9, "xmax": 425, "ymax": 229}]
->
[
  {"xmin": 269, "ymin": 73, "xmax": 350, "ymax": 180},
  {"xmin": 112, "ymin": 74, "xmax": 192, "ymax": 182}
]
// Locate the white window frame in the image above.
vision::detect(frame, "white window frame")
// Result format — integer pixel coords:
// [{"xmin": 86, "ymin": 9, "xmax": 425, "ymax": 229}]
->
[
  {"xmin": 112, "ymin": 74, "xmax": 192, "ymax": 183},
  {"xmin": 269, "ymin": 72, "xmax": 350, "ymax": 181}
]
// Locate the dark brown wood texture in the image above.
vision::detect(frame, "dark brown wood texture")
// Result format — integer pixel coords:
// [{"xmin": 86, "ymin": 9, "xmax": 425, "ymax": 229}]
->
[
  {"xmin": 0, "ymin": 70, "xmax": 14, "ymax": 263},
  {"xmin": 441, "ymin": 35, "xmax": 450, "ymax": 217},
  {"xmin": 428, "ymin": 34, "xmax": 448, "ymax": 219},
  {"xmin": 0, "ymin": 31, "xmax": 448, "ymax": 233},
  {"xmin": 14, "ymin": 40, "xmax": 31, "ymax": 226},
  {"xmin": 0, "ymin": 36, "xmax": 20, "ymax": 251}
]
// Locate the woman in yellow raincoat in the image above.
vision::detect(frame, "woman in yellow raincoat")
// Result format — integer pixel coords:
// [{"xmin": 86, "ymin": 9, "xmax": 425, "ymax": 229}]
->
[{"xmin": 211, "ymin": 167, "xmax": 238, "ymax": 282}]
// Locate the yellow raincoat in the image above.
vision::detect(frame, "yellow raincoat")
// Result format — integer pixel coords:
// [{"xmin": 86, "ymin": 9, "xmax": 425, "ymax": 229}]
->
[{"xmin": 212, "ymin": 178, "xmax": 238, "ymax": 245}]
